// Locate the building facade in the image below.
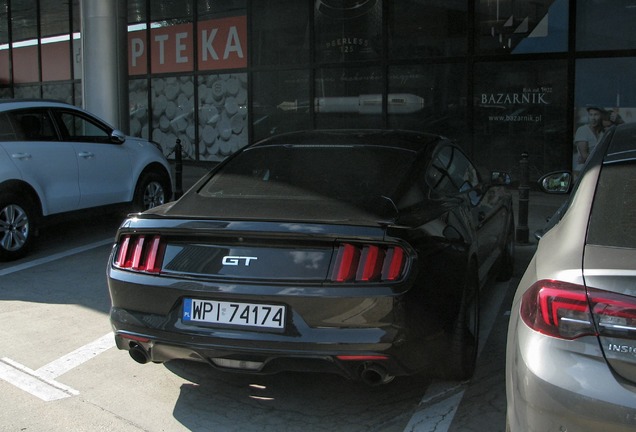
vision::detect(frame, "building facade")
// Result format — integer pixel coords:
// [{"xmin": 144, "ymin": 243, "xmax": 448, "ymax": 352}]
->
[{"xmin": 2, "ymin": 0, "xmax": 636, "ymax": 181}]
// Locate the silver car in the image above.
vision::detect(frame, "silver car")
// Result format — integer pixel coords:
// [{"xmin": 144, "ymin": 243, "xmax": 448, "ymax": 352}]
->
[
  {"xmin": 506, "ymin": 122, "xmax": 636, "ymax": 431},
  {"xmin": 0, "ymin": 100, "xmax": 173, "ymax": 260}
]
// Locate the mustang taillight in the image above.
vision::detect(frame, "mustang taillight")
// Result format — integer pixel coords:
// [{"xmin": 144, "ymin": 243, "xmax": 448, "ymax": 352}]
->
[
  {"xmin": 114, "ymin": 234, "xmax": 165, "ymax": 273},
  {"xmin": 520, "ymin": 279, "xmax": 636, "ymax": 340},
  {"xmin": 331, "ymin": 243, "xmax": 406, "ymax": 283}
]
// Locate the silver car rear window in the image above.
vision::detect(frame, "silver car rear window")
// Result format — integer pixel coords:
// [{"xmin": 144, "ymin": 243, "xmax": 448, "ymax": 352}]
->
[{"xmin": 587, "ymin": 163, "xmax": 636, "ymax": 248}]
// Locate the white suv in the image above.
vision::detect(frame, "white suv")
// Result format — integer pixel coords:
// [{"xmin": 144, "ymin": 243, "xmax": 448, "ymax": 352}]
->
[{"xmin": 0, "ymin": 100, "xmax": 173, "ymax": 260}]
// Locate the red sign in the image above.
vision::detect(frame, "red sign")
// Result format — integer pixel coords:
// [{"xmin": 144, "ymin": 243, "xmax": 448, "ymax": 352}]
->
[{"xmin": 129, "ymin": 16, "xmax": 247, "ymax": 75}]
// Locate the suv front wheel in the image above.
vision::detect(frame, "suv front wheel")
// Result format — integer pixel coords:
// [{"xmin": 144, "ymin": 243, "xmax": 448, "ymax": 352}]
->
[
  {"xmin": 132, "ymin": 170, "xmax": 171, "ymax": 212},
  {"xmin": 0, "ymin": 192, "xmax": 36, "ymax": 261}
]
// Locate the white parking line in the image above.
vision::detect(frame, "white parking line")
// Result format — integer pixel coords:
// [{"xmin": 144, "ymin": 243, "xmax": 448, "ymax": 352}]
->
[
  {"xmin": 0, "ymin": 333, "xmax": 115, "ymax": 401},
  {"xmin": 0, "ymin": 358, "xmax": 80, "ymax": 401},
  {"xmin": 0, "ymin": 239, "xmax": 114, "ymax": 276},
  {"xmin": 404, "ymin": 384, "xmax": 465, "ymax": 432},
  {"xmin": 35, "ymin": 333, "xmax": 116, "ymax": 381}
]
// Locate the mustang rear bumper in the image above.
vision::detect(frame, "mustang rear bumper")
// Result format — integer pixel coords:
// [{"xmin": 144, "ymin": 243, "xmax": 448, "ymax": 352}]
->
[{"xmin": 110, "ymin": 306, "xmax": 446, "ymax": 382}]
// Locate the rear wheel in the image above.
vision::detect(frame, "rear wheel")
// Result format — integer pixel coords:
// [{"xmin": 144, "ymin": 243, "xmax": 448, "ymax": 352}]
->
[
  {"xmin": 444, "ymin": 265, "xmax": 480, "ymax": 380},
  {"xmin": 133, "ymin": 170, "xmax": 171, "ymax": 212},
  {"xmin": 0, "ymin": 192, "xmax": 37, "ymax": 261}
]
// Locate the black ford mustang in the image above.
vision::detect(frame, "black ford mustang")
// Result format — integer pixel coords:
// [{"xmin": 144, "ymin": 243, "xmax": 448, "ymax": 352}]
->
[{"xmin": 107, "ymin": 130, "xmax": 514, "ymax": 385}]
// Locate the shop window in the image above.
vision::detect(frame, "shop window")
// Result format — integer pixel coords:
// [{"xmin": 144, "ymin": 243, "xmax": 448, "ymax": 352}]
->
[
  {"xmin": 198, "ymin": 73, "xmax": 248, "ymax": 161},
  {"xmin": 10, "ymin": 0, "xmax": 37, "ymax": 42},
  {"xmin": 43, "ymin": 84, "xmax": 73, "ymax": 104},
  {"xmin": 150, "ymin": 0, "xmax": 194, "ymax": 22},
  {"xmin": 151, "ymin": 76, "xmax": 196, "ymax": 160},
  {"xmin": 252, "ymin": 0, "xmax": 309, "ymax": 66},
  {"xmin": 14, "ymin": 85, "xmax": 40, "ymax": 99},
  {"xmin": 0, "ymin": 1, "xmax": 8, "ymax": 86},
  {"xmin": 146, "ymin": 1, "xmax": 195, "ymax": 75},
  {"xmin": 573, "ymin": 57, "xmax": 636, "ymax": 172},
  {"xmin": 389, "ymin": 0, "xmax": 468, "ymax": 58},
  {"xmin": 198, "ymin": 0, "xmax": 246, "ymax": 19},
  {"xmin": 0, "ymin": 0, "xmax": 7, "ymax": 43},
  {"xmin": 473, "ymin": 60, "xmax": 568, "ymax": 181},
  {"xmin": 476, "ymin": 0, "xmax": 568, "ymax": 54},
  {"xmin": 388, "ymin": 63, "xmax": 467, "ymax": 141},
  {"xmin": 41, "ymin": 1, "xmax": 70, "ymax": 37},
  {"xmin": 314, "ymin": 66, "xmax": 383, "ymax": 129},
  {"xmin": 314, "ymin": 0, "xmax": 382, "ymax": 63},
  {"xmin": 129, "ymin": 78, "xmax": 148, "ymax": 139},
  {"xmin": 576, "ymin": 0, "xmax": 636, "ymax": 51},
  {"xmin": 128, "ymin": 0, "xmax": 147, "ymax": 25},
  {"xmin": 252, "ymin": 69, "xmax": 310, "ymax": 141}
]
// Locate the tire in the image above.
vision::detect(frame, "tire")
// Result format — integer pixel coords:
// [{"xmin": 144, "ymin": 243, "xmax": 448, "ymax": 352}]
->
[
  {"xmin": 0, "ymin": 192, "xmax": 37, "ymax": 261},
  {"xmin": 497, "ymin": 215, "xmax": 515, "ymax": 281},
  {"xmin": 133, "ymin": 170, "xmax": 171, "ymax": 212},
  {"xmin": 444, "ymin": 265, "xmax": 480, "ymax": 380}
]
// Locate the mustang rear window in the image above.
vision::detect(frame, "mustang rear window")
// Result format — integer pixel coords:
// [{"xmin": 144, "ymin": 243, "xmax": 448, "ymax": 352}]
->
[{"xmin": 200, "ymin": 145, "xmax": 415, "ymax": 204}]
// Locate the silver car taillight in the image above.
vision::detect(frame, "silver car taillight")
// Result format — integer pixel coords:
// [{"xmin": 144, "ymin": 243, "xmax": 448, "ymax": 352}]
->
[
  {"xmin": 588, "ymin": 288, "xmax": 636, "ymax": 337},
  {"xmin": 520, "ymin": 280, "xmax": 636, "ymax": 340}
]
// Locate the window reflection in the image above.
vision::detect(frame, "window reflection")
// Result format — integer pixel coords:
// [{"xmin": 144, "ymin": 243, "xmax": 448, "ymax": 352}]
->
[
  {"xmin": 152, "ymin": 76, "xmax": 197, "ymax": 159},
  {"xmin": 315, "ymin": 67, "xmax": 383, "ymax": 129},
  {"xmin": 576, "ymin": 0, "xmax": 636, "ymax": 51},
  {"xmin": 314, "ymin": 0, "xmax": 382, "ymax": 63},
  {"xmin": 389, "ymin": 0, "xmax": 467, "ymax": 58},
  {"xmin": 473, "ymin": 60, "xmax": 568, "ymax": 180},
  {"xmin": 252, "ymin": 0, "xmax": 309, "ymax": 66},
  {"xmin": 253, "ymin": 70, "xmax": 310, "ymax": 141},
  {"xmin": 388, "ymin": 64, "xmax": 467, "ymax": 139},
  {"xmin": 198, "ymin": 73, "xmax": 248, "ymax": 162},
  {"xmin": 477, "ymin": 0, "xmax": 568, "ymax": 54}
]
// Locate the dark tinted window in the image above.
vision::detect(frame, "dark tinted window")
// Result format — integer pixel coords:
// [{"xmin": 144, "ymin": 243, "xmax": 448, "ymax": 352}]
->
[
  {"xmin": 200, "ymin": 144, "xmax": 415, "ymax": 205},
  {"xmin": 426, "ymin": 145, "xmax": 479, "ymax": 194},
  {"xmin": 0, "ymin": 112, "xmax": 18, "ymax": 141},
  {"xmin": 587, "ymin": 163, "xmax": 636, "ymax": 249},
  {"xmin": 11, "ymin": 110, "xmax": 58, "ymax": 141},
  {"xmin": 57, "ymin": 110, "xmax": 111, "ymax": 143}
]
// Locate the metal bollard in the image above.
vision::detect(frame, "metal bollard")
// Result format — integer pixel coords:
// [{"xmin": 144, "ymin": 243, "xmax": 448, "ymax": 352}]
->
[
  {"xmin": 174, "ymin": 139, "xmax": 183, "ymax": 200},
  {"xmin": 516, "ymin": 152, "xmax": 529, "ymax": 243}
]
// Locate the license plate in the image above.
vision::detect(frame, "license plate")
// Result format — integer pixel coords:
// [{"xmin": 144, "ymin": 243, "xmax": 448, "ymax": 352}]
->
[{"xmin": 183, "ymin": 299, "xmax": 285, "ymax": 329}]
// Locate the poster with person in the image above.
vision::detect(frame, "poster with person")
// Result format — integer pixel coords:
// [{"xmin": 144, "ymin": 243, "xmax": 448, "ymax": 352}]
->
[{"xmin": 573, "ymin": 58, "xmax": 636, "ymax": 174}]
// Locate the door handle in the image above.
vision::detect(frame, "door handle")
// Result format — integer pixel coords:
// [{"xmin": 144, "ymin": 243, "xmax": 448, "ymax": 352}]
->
[
  {"xmin": 11, "ymin": 153, "xmax": 32, "ymax": 160},
  {"xmin": 78, "ymin": 151, "xmax": 95, "ymax": 159}
]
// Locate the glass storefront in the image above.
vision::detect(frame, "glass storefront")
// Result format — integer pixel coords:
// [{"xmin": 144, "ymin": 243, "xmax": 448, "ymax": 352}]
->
[
  {"xmin": 473, "ymin": 60, "xmax": 568, "ymax": 180},
  {"xmin": 1, "ymin": 0, "xmax": 636, "ymax": 181}
]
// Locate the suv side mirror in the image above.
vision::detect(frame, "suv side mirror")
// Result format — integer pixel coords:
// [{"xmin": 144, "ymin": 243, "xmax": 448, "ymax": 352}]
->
[
  {"xmin": 111, "ymin": 129, "xmax": 126, "ymax": 144},
  {"xmin": 539, "ymin": 171, "xmax": 572, "ymax": 194}
]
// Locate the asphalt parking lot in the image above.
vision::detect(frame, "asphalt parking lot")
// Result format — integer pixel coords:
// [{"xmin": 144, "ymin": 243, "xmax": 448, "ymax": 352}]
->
[{"xmin": 0, "ymin": 164, "xmax": 565, "ymax": 432}]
